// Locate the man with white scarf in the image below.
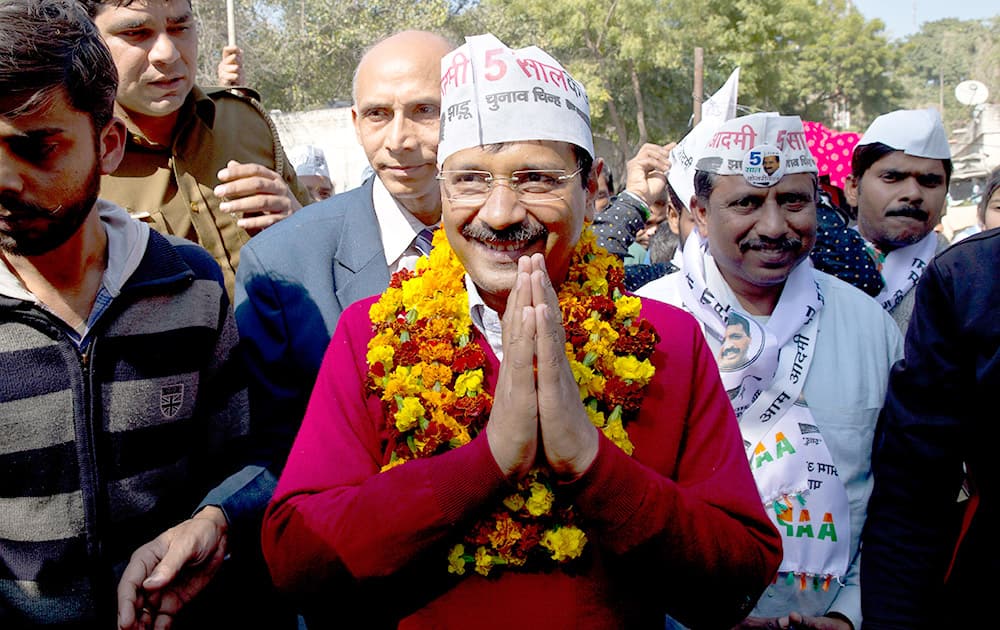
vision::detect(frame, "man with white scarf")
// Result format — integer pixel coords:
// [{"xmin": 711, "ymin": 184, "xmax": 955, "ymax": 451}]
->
[
  {"xmin": 637, "ymin": 113, "xmax": 903, "ymax": 630},
  {"xmin": 845, "ymin": 108, "xmax": 952, "ymax": 333}
]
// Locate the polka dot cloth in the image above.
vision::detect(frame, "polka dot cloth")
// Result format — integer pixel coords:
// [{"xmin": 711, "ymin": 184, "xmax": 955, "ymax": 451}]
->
[{"xmin": 803, "ymin": 121, "xmax": 860, "ymax": 190}]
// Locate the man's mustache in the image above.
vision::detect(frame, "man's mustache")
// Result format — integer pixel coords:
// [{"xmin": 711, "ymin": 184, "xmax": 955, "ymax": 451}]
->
[
  {"xmin": 0, "ymin": 194, "xmax": 57, "ymax": 220},
  {"xmin": 462, "ymin": 221, "xmax": 548, "ymax": 244},
  {"xmin": 739, "ymin": 235, "xmax": 802, "ymax": 254},
  {"xmin": 885, "ymin": 205, "xmax": 929, "ymax": 221},
  {"xmin": 721, "ymin": 346, "xmax": 742, "ymax": 358}
]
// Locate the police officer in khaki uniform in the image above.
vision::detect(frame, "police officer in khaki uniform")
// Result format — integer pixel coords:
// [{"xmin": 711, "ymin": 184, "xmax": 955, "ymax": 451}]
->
[{"xmin": 81, "ymin": 0, "xmax": 311, "ymax": 298}]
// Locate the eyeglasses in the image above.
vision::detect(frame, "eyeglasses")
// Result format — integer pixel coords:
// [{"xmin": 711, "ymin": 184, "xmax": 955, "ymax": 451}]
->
[{"xmin": 437, "ymin": 168, "xmax": 582, "ymax": 205}]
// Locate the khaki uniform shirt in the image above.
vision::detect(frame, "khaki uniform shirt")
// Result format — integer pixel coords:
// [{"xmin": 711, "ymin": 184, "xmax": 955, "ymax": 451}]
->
[{"xmin": 99, "ymin": 86, "xmax": 311, "ymax": 298}]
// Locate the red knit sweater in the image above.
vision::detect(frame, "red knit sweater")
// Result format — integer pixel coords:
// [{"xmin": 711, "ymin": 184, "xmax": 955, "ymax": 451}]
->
[{"xmin": 262, "ymin": 296, "xmax": 780, "ymax": 629}]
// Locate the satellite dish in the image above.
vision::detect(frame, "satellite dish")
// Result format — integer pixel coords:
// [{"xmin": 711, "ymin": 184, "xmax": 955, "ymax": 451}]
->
[{"xmin": 955, "ymin": 80, "xmax": 989, "ymax": 106}]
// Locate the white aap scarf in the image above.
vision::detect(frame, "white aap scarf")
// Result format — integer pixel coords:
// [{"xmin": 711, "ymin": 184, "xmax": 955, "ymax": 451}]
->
[
  {"xmin": 679, "ymin": 234, "xmax": 851, "ymax": 583},
  {"xmin": 861, "ymin": 229, "xmax": 938, "ymax": 312}
]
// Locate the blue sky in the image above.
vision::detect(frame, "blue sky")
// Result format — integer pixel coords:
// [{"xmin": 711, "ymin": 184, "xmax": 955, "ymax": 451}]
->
[{"xmin": 852, "ymin": 0, "xmax": 998, "ymax": 39}]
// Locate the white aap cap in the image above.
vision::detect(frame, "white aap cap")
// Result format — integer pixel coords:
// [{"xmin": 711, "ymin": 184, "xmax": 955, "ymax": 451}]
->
[
  {"xmin": 696, "ymin": 112, "xmax": 818, "ymax": 188},
  {"xmin": 855, "ymin": 108, "xmax": 951, "ymax": 160},
  {"xmin": 437, "ymin": 33, "xmax": 594, "ymax": 167},
  {"xmin": 287, "ymin": 145, "xmax": 330, "ymax": 179},
  {"xmin": 668, "ymin": 68, "xmax": 740, "ymax": 210}
]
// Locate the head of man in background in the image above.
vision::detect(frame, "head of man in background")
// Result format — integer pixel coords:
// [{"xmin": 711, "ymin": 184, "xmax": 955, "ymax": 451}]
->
[
  {"xmin": 691, "ymin": 114, "xmax": 818, "ymax": 311},
  {"xmin": 594, "ymin": 159, "xmax": 613, "ymax": 213},
  {"xmin": 289, "ymin": 144, "xmax": 334, "ymax": 202},
  {"xmin": 352, "ymin": 29, "xmax": 453, "ymax": 226},
  {"xmin": 846, "ymin": 108, "xmax": 952, "ymax": 253},
  {"xmin": 81, "ymin": 0, "xmax": 196, "ymax": 144}
]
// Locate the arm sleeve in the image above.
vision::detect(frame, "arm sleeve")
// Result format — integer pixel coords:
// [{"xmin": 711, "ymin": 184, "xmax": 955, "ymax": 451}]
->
[
  {"xmin": 827, "ymin": 548, "xmax": 861, "ymax": 629},
  {"xmin": 592, "ymin": 193, "xmax": 647, "ymax": 259},
  {"xmin": 233, "ymin": 242, "xmax": 320, "ymax": 478},
  {"xmin": 261, "ymin": 304, "xmax": 507, "ymax": 594},
  {"xmin": 861, "ymin": 260, "xmax": 969, "ymax": 629},
  {"xmin": 193, "ymin": 294, "xmax": 272, "ymax": 557},
  {"xmin": 568, "ymin": 312, "xmax": 782, "ymax": 628}
]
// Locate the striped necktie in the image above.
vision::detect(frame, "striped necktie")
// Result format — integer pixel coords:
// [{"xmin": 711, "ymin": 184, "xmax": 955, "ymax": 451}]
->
[{"xmin": 414, "ymin": 226, "xmax": 437, "ymax": 256}]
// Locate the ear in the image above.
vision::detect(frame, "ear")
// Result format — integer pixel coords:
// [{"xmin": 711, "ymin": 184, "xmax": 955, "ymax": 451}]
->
[
  {"xmin": 844, "ymin": 174, "xmax": 859, "ymax": 207},
  {"xmin": 98, "ymin": 117, "xmax": 127, "ymax": 175},
  {"xmin": 691, "ymin": 195, "xmax": 709, "ymax": 238},
  {"xmin": 667, "ymin": 204, "xmax": 680, "ymax": 235},
  {"xmin": 583, "ymin": 162, "xmax": 598, "ymax": 222}
]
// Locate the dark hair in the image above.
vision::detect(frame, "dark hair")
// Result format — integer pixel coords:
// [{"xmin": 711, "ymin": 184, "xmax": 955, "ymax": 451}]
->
[
  {"xmin": 601, "ymin": 161, "xmax": 614, "ymax": 193},
  {"xmin": 647, "ymin": 224, "xmax": 679, "ymax": 264},
  {"xmin": 726, "ymin": 311, "xmax": 751, "ymax": 336},
  {"xmin": 666, "ymin": 179, "xmax": 685, "ymax": 212},
  {"xmin": 573, "ymin": 145, "xmax": 594, "ymax": 190},
  {"xmin": 978, "ymin": 167, "xmax": 1000, "ymax": 226},
  {"xmin": 693, "ymin": 169, "xmax": 719, "ymax": 207},
  {"xmin": 0, "ymin": 0, "xmax": 117, "ymax": 131},
  {"xmin": 851, "ymin": 141, "xmax": 953, "ymax": 185},
  {"xmin": 77, "ymin": 0, "xmax": 191, "ymax": 18}
]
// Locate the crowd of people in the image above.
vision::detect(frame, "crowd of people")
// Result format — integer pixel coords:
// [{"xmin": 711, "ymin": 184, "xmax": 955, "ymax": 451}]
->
[{"xmin": 0, "ymin": 0, "xmax": 996, "ymax": 628}]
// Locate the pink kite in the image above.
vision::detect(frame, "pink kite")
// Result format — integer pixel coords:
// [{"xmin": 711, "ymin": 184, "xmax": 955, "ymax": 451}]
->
[{"xmin": 803, "ymin": 121, "xmax": 860, "ymax": 190}]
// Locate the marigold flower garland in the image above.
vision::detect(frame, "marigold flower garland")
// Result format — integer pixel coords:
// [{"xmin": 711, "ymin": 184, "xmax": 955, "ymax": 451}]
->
[{"xmin": 366, "ymin": 225, "xmax": 660, "ymax": 576}]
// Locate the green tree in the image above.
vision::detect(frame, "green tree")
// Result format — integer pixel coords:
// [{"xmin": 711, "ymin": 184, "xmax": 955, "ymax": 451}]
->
[{"xmin": 895, "ymin": 17, "xmax": 1000, "ymax": 132}]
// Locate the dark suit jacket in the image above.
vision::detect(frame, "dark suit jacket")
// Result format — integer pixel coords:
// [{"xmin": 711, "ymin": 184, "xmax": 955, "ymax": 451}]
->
[
  {"xmin": 235, "ymin": 177, "xmax": 390, "ymax": 473},
  {"xmin": 863, "ymin": 228, "xmax": 1000, "ymax": 628}
]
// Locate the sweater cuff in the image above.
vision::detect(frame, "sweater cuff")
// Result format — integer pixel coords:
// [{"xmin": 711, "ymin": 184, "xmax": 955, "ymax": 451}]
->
[
  {"xmin": 196, "ymin": 465, "xmax": 277, "ymax": 555},
  {"xmin": 429, "ymin": 432, "xmax": 507, "ymax": 522},
  {"xmin": 565, "ymin": 433, "xmax": 654, "ymax": 528}
]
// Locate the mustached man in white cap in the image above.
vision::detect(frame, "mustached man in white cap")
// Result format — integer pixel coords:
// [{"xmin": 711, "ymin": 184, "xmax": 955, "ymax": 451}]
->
[
  {"xmin": 287, "ymin": 144, "xmax": 335, "ymax": 202},
  {"xmin": 637, "ymin": 113, "xmax": 903, "ymax": 630},
  {"xmin": 845, "ymin": 108, "xmax": 952, "ymax": 333},
  {"xmin": 261, "ymin": 34, "xmax": 779, "ymax": 629}
]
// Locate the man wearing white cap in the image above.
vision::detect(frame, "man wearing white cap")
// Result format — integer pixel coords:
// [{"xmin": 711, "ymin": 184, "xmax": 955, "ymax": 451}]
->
[
  {"xmin": 637, "ymin": 112, "xmax": 902, "ymax": 630},
  {"xmin": 287, "ymin": 144, "xmax": 335, "ymax": 202},
  {"xmin": 262, "ymin": 33, "xmax": 779, "ymax": 629},
  {"xmin": 846, "ymin": 108, "xmax": 952, "ymax": 332}
]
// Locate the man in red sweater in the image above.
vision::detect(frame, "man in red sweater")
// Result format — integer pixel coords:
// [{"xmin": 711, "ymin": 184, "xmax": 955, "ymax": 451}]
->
[{"xmin": 262, "ymin": 34, "xmax": 780, "ymax": 629}]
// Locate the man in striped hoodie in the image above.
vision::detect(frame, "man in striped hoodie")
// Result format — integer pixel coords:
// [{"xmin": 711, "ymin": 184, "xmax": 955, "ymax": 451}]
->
[{"xmin": 0, "ymin": 1, "xmax": 287, "ymax": 627}]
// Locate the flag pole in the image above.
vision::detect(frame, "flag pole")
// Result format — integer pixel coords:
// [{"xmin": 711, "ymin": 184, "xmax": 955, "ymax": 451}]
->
[{"xmin": 226, "ymin": 0, "xmax": 236, "ymax": 47}]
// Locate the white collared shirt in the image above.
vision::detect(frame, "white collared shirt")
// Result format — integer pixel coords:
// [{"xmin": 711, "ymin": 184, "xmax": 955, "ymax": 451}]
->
[
  {"xmin": 371, "ymin": 176, "xmax": 435, "ymax": 273},
  {"xmin": 465, "ymin": 275, "xmax": 504, "ymax": 361}
]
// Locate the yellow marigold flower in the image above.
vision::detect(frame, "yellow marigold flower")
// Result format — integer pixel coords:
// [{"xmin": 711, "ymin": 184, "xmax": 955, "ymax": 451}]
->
[
  {"xmin": 616, "ymin": 295, "xmax": 642, "ymax": 319},
  {"xmin": 586, "ymin": 374, "xmax": 607, "ymax": 397},
  {"xmin": 401, "ymin": 278, "xmax": 426, "ymax": 312},
  {"xmin": 447, "ymin": 544, "xmax": 466, "ymax": 575},
  {"xmin": 489, "ymin": 514, "xmax": 523, "ymax": 549},
  {"xmin": 454, "ymin": 369, "xmax": 484, "ymax": 397},
  {"xmin": 380, "ymin": 456, "xmax": 409, "ymax": 472},
  {"xmin": 613, "ymin": 355, "xmax": 655, "ymax": 383},
  {"xmin": 421, "ymin": 363, "xmax": 452, "ymax": 389},
  {"xmin": 503, "ymin": 493, "xmax": 526, "ymax": 512},
  {"xmin": 582, "ymin": 317, "xmax": 620, "ymax": 344},
  {"xmin": 433, "ymin": 409, "xmax": 471, "ymax": 447},
  {"xmin": 585, "ymin": 406, "xmax": 607, "ymax": 429},
  {"xmin": 366, "ymin": 344, "xmax": 394, "ymax": 368},
  {"xmin": 603, "ymin": 417, "xmax": 635, "ymax": 455},
  {"xmin": 383, "ymin": 367, "xmax": 415, "ymax": 400},
  {"xmin": 541, "ymin": 526, "xmax": 587, "ymax": 562},
  {"xmin": 421, "ymin": 388, "xmax": 457, "ymax": 409},
  {"xmin": 394, "ymin": 397, "xmax": 425, "ymax": 432},
  {"xmin": 474, "ymin": 546, "xmax": 495, "ymax": 577},
  {"xmin": 526, "ymin": 481, "xmax": 554, "ymax": 516},
  {"xmin": 570, "ymin": 359, "xmax": 595, "ymax": 386},
  {"xmin": 369, "ymin": 289, "xmax": 402, "ymax": 322}
]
